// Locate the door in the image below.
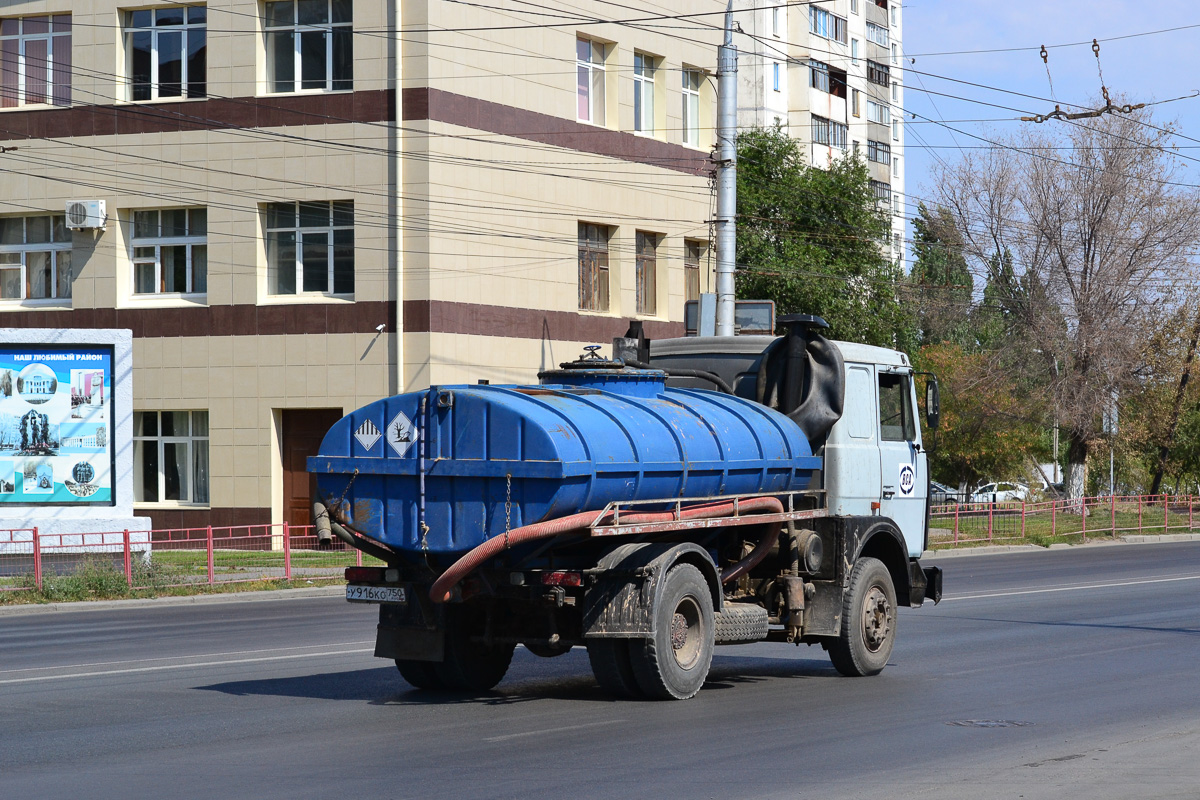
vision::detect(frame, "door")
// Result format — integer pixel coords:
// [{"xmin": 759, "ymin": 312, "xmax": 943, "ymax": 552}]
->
[
  {"xmin": 877, "ymin": 371, "xmax": 927, "ymax": 556},
  {"xmin": 823, "ymin": 363, "xmax": 882, "ymax": 518},
  {"xmin": 282, "ymin": 408, "xmax": 344, "ymax": 529}
]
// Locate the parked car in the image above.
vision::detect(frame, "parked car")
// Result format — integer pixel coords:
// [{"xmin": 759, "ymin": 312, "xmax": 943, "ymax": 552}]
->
[
  {"xmin": 930, "ymin": 480, "xmax": 963, "ymax": 505},
  {"xmin": 970, "ymin": 482, "xmax": 1030, "ymax": 503}
]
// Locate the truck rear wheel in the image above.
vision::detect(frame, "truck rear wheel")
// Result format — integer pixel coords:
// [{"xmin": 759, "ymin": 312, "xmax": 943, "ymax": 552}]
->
[
  {"xmin": 440, "ymin": 605, "xmax": 515, "ymax": 692},
  {"xmin": 587, "ymin": 639, "xmax": 643, "ymax": 698},
  {"xmin": 628, "ymin": 564, "xmax": 714, "ymax": 700},
  {"xmin": 828, "ymin": 557, "xmax": 896, "ymax": 677},
  {"xmin": 395, "ymin": 660, "xmax": 444, "ymax": 690}
]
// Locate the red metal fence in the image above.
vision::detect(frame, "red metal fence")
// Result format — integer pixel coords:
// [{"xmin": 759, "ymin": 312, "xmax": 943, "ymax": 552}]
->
[
  {"xmin": 0, "ymin": 523, "xmax": 372, "ymax": 593},
  {"xmin": 930, "ymin": 494, "xmax": 1199, "ymax": 547}
]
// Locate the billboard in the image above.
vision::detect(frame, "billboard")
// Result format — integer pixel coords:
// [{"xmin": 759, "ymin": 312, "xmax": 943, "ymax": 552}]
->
[{"xmin": 0, "ymin": 345, "xmax": 114, "ymax": 506}]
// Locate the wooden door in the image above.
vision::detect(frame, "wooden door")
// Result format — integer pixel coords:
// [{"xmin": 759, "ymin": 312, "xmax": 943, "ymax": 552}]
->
[{"xmin": 282, "ymin": 409, "xmax": 344, "ymax": 529}]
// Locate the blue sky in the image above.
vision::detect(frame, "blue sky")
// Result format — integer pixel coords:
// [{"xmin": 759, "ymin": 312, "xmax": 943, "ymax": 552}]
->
[{"xmin": 901, "ymin": 1, "xmax": 1200, "ymax": 268}]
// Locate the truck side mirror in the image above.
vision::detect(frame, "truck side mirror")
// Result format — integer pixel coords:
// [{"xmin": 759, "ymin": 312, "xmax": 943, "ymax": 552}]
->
[{"xmin": 925, "ymin": 377, "xmax": 940, "ymax": 430}]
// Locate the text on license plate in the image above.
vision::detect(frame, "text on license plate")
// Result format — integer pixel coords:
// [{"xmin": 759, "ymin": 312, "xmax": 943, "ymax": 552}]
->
[{"xmin": 346, "ymin": 584, "xmax": 406, "ymax": 604}]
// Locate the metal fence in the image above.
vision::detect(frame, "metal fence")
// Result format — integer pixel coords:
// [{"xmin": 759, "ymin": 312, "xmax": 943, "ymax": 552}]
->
[
  {"xmin": 0, "ymin": 523, "xmax": 374, "ymax": 593},
  {"xmin": 930, "ymin": 494, "xmax": 1199, "ymax": 547}
]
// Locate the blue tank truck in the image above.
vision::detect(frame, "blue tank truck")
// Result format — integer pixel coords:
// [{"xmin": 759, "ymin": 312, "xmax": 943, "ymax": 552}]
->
[{"xmin": 309, "ymin": 315, "xmax": 943, "ymax": 700}]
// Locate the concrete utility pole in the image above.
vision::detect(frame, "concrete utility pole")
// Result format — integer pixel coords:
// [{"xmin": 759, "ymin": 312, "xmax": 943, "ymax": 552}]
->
[{"xmin": 714, "ymin": 2, "xmax": 738, "ymax": 337}]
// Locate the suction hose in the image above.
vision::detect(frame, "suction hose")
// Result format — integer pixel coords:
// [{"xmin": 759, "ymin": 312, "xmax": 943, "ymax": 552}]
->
[{"xmin": 429, "ymin": 496, "xmax": 784, "ymax": 603}]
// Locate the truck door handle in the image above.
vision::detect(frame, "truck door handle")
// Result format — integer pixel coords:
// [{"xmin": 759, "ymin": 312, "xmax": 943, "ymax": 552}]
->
[{"xmin": 882, "ymin": 485, "xmax": 896, "ymax": 497}]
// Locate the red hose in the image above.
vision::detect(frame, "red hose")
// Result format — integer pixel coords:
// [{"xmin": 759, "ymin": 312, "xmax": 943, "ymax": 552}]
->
[{"xmin": 429, "ymin": 496, "xmax": 784, "ymax": 603}]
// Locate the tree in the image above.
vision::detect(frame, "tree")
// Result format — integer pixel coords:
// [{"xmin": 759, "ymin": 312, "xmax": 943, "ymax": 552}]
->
[
  {"xmin": 931, "ymin": 105, "xmax": 1200, "ymax": 502},
  {"xmin": 735, "ymin": 126, "xmax": 915, "ymax": 349},
  {"xmin": 909, "ymin": 203, "xmax": 974, "ymax": 347}
]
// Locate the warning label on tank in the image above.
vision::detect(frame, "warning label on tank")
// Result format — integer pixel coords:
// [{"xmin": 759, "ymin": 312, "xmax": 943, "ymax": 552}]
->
[
  {"xmin": 386, "ymin": 411, "xmax": 416, "ymax": 457},
  {"xmin": 898, "ymin": 463, "xmax": 915, "ymax": 497},
  {"xmin": 354, "ymin": 419, "xmax": 381, "ymax": 452}
]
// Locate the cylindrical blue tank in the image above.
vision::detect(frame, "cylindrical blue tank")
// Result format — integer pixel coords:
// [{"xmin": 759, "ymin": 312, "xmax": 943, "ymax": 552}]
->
[{"xmin": 309, "ymin": 367, "xmax": 821, "ymax": 555}]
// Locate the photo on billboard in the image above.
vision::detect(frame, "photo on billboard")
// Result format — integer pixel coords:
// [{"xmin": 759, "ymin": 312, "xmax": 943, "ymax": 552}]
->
[{"xmin": 0, "ymin": 345, "xmax": 115, "ymax": 506}]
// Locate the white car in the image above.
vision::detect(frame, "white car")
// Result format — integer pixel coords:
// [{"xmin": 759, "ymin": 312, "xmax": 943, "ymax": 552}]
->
[{"xmin": 970, "ymin": 482, "xmax": 1030, "ymax": 503}]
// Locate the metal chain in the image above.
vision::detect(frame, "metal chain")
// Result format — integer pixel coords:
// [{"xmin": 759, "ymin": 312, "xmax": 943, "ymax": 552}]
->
[{"xmin": 504, "ymin": 473, "xmax": 512, "ymax": 550}]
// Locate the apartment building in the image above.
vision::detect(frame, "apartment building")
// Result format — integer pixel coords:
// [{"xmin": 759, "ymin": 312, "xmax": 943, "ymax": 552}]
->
[
  {"xmin": 0, "ymin": 0, "xmax": 723, "ymax": 530},
  {"xmin": 736, "ymin": 0, "xmax": 906, "ymax": 263}
]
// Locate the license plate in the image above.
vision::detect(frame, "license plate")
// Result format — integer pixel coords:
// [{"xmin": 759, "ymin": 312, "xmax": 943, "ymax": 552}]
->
[{"xmin": 346, "ymin": 584, "xmax": 407, "ymax": 604}]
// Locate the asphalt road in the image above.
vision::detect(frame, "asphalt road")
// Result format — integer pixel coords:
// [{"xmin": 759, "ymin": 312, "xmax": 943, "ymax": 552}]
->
[{"xmin": 3, "ymin": 542, "xmax": 1199, "ymax": 800}]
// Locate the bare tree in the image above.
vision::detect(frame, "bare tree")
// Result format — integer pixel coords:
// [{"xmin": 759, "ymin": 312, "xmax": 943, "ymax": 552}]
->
[{"xmin": 932, "ymin": 106, "xmax": 1200, "ymax": 502}]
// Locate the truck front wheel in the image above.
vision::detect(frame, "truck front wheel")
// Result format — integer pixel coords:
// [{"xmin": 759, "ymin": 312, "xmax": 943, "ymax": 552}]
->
[
  {"xmin": 828, "ymin": 556, "xmax": 896, "ymax": 677},
  {"xmin": 628, "ymin": 563, "xmax": 714, "ymax": 700}
]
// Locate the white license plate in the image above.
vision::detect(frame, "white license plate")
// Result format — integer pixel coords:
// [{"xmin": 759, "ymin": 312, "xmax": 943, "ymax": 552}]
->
[{"xmin": 346, "ymin": 584, "xmax": 407, "ymax": 604}]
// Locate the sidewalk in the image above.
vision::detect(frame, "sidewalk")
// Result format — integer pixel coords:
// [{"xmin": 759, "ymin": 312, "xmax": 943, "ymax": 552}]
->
[{"xmin": 0, "ymin": 584, "xmax": 345, "ymax": 617}]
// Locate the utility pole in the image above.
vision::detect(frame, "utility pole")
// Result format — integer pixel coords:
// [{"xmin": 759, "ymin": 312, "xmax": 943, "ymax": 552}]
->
[{"xmin": 714, "ymin": 1, "xmax": 738, "ymax": 337}]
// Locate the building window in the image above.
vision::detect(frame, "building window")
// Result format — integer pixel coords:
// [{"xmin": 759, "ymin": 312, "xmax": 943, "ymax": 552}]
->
[
  {"xmin": 682, "ymin": 67, "xmax": 702, "ymax": 146},
  {"xmin": 892, "ymin": 43, "xmax": 898, "ymax": 65},
  {"xmin": 891, "ymin": 5, "xmax": 898, "ymax": 26},
  {"xmin": 851, "ymin": 38, "xmax": 859, "ymax": 66},
  {"xmin": 633, "ymin": 52, "xmax": 655, "ymax": 135},
  {"xmin": 867, "ymin": 22, "xmax": 889, "ymax": 47},
  {"xmin": 867, "ymin": 99, "xmax": 890, "ymax": 125},
  {"xmin": 772, "ymin": 6, "xmax": 781, "ymax": 36},
  {"xmin": 772, "ymin": 62, "xmax": 780, "ymax": 92},
  {"xmin": 810, "ymin": 61, "xmax": 847, "ymax": 99},
  {"xmin": 893, "ymin": 155, "xmax": 900, "ymax": 177},
  {"xmin": 577, "ymin": 37, "xmax": 605, "ymax": 125},
  {"xmin": 264, "ymin": 0, "xmax": 352, "ymax": 93},
  {"xmin": 809, "ymin": 7, "xmax": 847, "ymax": 43},
  {"xmin": 578, "ymin": 223, "xmax": 609, "ymax": 312},
  {"xmin": 132, "ymin": 208, "xmax": 207, "ymax": 296},
  {"xmin": 867, "ymin": 139, "xmax": 891, "ymax": 165},
  {"xmin": 893, "ymin": 118, "xmax": 900, "ymax": 141},
  {"xmin": 134, "ymin": 410, "xmax": 209, "ymax": 505},
  {"xmin": 811, "ymin": 115, "xmax": 848, "ymax": 149},
  {"xmin": 126, "ymin": 6, "xmax": 206, "ymax": 101},
  {"xmin": 0, "ymin": 14, "xmax": 71, "ymax": 108},
  {"xmin": 871, "ymin": 179, "xmax": 891, "ymax": 207},
  {"xmin": 266, "ymin": 201, "xmax": 353, "ymax": 296},
  {"xmin": 635, "ymin": 231, "xmax": 658, "ymax": 316},
  {"xmin": 851, "ymin": 0, "xmax": 860, "ymax": 13},
  {"xmin": 684, "ymin": 239, "xmax": 702, "ymax": 302},
  {"xmin": 892, "ymin": 80, "xmax": 898, "ymax": 102},
  {"xmin": 867, "ymin": 60, "xmax": 890, "ymax": 87},
  {"xmin": 0, "ymin": 215, "xmax": 71, "ymax": 301},
  {"xmin": 851, "ymin": 88, "xmax": 860, "ymax": 117}
]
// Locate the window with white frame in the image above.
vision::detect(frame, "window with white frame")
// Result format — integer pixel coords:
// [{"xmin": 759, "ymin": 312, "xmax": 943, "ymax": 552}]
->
[
  {"xmin": 126, "ymin": 6, "xmax": 206, "ymax": 101},
  {"xmin": 867, "ymin": 22, "xmax": 889, "ymax": 47},
  {"xmin": 892, "ymin": 118, "xmax": 900, "ymax": 141},
  {"xmin": 635, "ymin": 231, "xmax": 658, "ymax": 316},
  {"xmin": 132, "ymin": 209, "xmax": 207, "ymax": 296},
  {"xmin": 851, "ymin": 88, "xmax": 860, "ymax": 117},
  {"xmin": 0, "ymin": 14, "xmax": 71, "ymax": 107},
  {"xmin": 772, "ymin": 62, "xmax": 780, "ymax": 92},
  {"xmin": 851, "ymin": 0, "xmax": 859, "ymax": 14},
  {"xmin": 772, "ymin": 6, "xmax": 781, "ymax": 36},
  {"xmin": 682, "ymin": 67, "xmax": 702, "ymax": 146},
  {"xmin": 266, "ymin": 201, "xmax": 354, "ymax": 296},
  {"xmin": 892, "ymin": 80, "xmax": 898, "ymax": 102},
  {"xmin": 633, "ymin": 51, "xmax": 655, "ymax": 135},
  {"xmin": 810, "ymin": 60, "xmax": 846, "ymax": 98},
  {"xmin": 891, "ymin": 43, "xmax": 898, "ymax": 65},
  {"xmin": 0, "ymin": 215, "xmax": 71, "ymax": 302},
  {"xmin": 133, "ymin": 410, "xmax": 209, "ymax": 505},
  {"xmin": 264, "ymin": 0, "xmax": 352, "ymax": 93},
  {"xmin": 851, "ymin": 38, "xmax": 859, "ymax": 66},
  {"xmin": 811, "ymin": 115, "xmax": 848, "ymax": 149},
  {"xmin": 891, "ymin": 5, "xmax": 898, "ymax": 26},
  {"xmin": 893, "ymin": 155, "xmax": 900, "ymax": 177},
  {"xmin": 809, "ymin": 7, "xmax": 847, "ymax": 43},
  {"xmin": 867, "ymin": 99, "xmax": 890, "ymax": 125},
  {"xmin": 576, "ymin": 37, "xmax": 605, "ymax": 125}
]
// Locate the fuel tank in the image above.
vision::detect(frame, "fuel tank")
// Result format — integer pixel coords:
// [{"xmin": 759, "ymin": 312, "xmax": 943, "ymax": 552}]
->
[{"xmin": 309, "ymin": 360, "xmax": 820, "ymax": 555}]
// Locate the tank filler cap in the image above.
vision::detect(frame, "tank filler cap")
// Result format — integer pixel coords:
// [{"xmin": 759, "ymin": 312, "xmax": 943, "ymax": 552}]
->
[{"xmin": 538, "ymin": 345, "xmax": 667, "ymax": 397}]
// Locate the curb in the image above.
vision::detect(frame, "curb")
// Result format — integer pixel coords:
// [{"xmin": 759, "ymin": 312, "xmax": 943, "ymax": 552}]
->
[
  {"xmin": 924, "ymin": 533, "xmax": 1200, "ymax": 559},
  {"xmin": 0, "ymin": 584, "xmax": 345, "ymax": 617}
]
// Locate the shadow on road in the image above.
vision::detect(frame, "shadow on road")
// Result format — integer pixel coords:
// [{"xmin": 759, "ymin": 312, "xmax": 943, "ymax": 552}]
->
[{"xmin": 195, "ymin": 653, "xmax": 839, "ymax": 706}]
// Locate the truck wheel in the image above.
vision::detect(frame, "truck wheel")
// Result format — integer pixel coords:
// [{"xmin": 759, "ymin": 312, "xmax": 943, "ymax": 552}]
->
[
  {"xmin": 395, "ymin": 660, "xmax": 444, "ymax": 690},
  {"xmin": 587, "ymin": 639, "xmax": 643, "ymax": 698},
  {"xmin": 628, "ymin": 564, "xmax": 714, "ymax": 700},
  {"xmin": 441, "ymin": 606, "xmax": 515, "ymax": 693},
  {"xmin": 828, "ymin": 557, "xmax": 896, "ymax": 677}
]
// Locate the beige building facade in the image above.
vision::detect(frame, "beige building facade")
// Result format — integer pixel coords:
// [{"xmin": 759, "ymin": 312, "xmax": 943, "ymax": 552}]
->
[{"xmin": 0, "ymin": 0, "xmax": 723, "ymax": 530}]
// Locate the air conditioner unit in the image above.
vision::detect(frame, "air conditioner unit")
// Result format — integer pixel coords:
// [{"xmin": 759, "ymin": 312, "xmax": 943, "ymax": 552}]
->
[{"xmin": 65, "ymin": 200, "xmax": 107, "ymax": 230}]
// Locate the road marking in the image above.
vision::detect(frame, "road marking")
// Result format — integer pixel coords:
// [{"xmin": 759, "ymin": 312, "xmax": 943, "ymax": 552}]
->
[
  {"xmin": 484, "ymin": 720, "xmax": 624, "ymax": 742},
  {"xmin": 1, "ymin": 641, "xmax": 375, "ymax": 675},
  {"xmin": 943, "ymin": 642, "xmax": 1164, "ymax": 677},
  {"xmin": 943, "ymin": 574, "xmax": 1200, "ymax": 602},
  {"xmin": 0, "ymin": 648, "xmax": 375, "ymax": 685}
]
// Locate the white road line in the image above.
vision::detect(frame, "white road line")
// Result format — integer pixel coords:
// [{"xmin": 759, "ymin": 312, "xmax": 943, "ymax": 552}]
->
[
  {"xmin": 484, "ymin": 720, "xmax": 624, "ymax": 742},
  {"xmin": 1, "ymin": 641, "xmax": 375, "ymax": 675},
  {"xmin": 943, "ymin": 574, "xmax": 1200, "ymax": 602},
  {"xmin": 0, "ymin": 648, "xmax": 375, "ymax": 685},
  {"xmin": 942, "ymin": 642, "xmax": 1164, "ymax": 677}
]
